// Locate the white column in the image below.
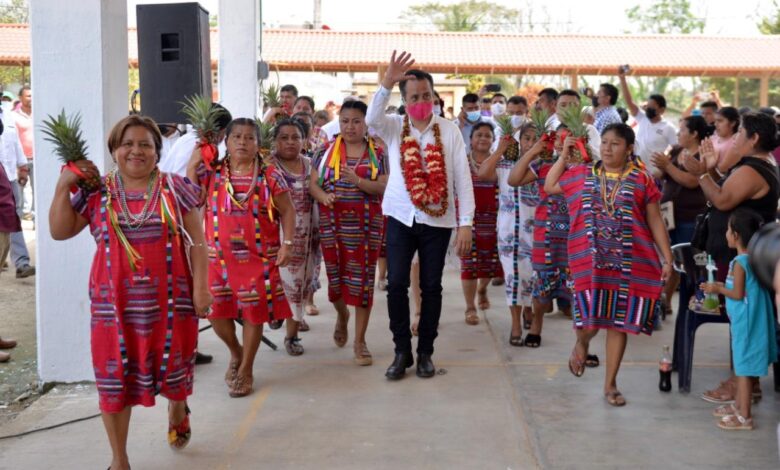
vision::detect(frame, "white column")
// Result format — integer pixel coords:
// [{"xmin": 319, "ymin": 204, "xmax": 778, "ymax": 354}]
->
[
  {"xmin": 30, "ymin": 0, "xmax": 128, "ymax": 382},
  {"xmin": 218, "ymin": 0, "xmax": 259, "ymax": 118}
]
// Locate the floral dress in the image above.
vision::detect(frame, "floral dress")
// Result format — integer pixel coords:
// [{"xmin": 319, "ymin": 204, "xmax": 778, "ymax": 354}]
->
[
  {"xmin": 496, "ymin": 157, "xmax": 535, "ymax": 307},
  {"xmin": 273, "ymin": 155, "xmax": 320, "ymax": 320}
]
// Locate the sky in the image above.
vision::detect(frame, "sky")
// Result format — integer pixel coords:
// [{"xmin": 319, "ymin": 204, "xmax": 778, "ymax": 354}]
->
[{"xmin": 127, "ymin": 0, "xmax": 775, "ymax": 36}]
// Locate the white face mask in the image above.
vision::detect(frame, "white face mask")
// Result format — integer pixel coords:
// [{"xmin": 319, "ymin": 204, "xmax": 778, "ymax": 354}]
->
[
  {"xmin": 0, "ymin": 102, "xmax": 11, "ymax": 114},
  {"xmin": 491, "ymin": 102, "xmax": 506, "ymax": 117},
  {"xmin": 433, "ymin": 105, "xmax": 442, "ymax": 117},
  {"xmin": 510, "ymin": 115, "xmax": 525, "ymax": 128}
]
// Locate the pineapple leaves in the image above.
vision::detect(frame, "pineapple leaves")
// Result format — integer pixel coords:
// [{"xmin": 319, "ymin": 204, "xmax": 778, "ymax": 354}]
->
[
  {"xmin": 179, "ymin": 94, "xmax": 227, "ymax": 143},
  {"xmin": 40, "ymin": 109, "xmax": 89, "ymax": 163}
]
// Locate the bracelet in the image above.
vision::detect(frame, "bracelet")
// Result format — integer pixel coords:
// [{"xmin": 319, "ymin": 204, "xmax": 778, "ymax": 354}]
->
[
  {"xmin": 191, "ymin": 242, "xmax": 207, "ymax": 248},
  {"xmin": 698, "ymin": 173, "xmax": 710, "ymax": 181},
  {"xmin": 283, "ymin": 240, "xmax": 293, "ymax": 246}
]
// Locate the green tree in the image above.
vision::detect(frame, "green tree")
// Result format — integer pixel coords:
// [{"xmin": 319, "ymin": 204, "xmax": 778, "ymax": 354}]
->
[
  {"xmin": 402, "ymin": 0, "xmax": 522, "ymax": 32},
  {"xmin": 0, "ymin": 0, "xmax": 28, "ymax": 23},
  {"xmin": 625, "ymin": 0, "xmax": 704, "ymax": 34},
  {"xmin": 757, "ymin": 0, "xmax": 780, "ymax": 34}
]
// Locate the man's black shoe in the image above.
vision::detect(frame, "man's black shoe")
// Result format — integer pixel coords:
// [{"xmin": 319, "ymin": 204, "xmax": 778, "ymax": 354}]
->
[
  {"xmin": 195, "ymin": 352, "xmax": 213, "ymax": 365},
  {"xmin": 385, "ymin": 351, "xmax": 414, "ymax": 380},
  {"xmin": 416, "ymin": 354, "xmax": 435, "ymax": 378}
]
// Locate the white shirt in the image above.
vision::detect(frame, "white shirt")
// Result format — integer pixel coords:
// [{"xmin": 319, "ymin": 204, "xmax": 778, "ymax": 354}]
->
[
  {"xmin": 585, "ymin": 123, "xmax": 601, "ymax": 161},
  {"xmin": 367, "ymin": 85, "xmax": 474, "ymax": 228},
  {"xmin": 159, "ymin": 131, "xmax": 226, "ymax": 177},
  {"xmin": 0, "ymin": 114, "xmax": 27, "ymax": 181},
  {"xmin": 321, "ymin": 117, "xmax": 341, "ymax": 141},
  {"xmin": 546, "ymin": 114, "xmax": 561, "ymax": 131},
  {"xmin": 633, "ymin": 110, "xmax": 677, "ymax": 177}
]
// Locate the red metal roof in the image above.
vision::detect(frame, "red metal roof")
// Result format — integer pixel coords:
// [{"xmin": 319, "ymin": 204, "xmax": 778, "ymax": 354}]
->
[{"xmin": 3, "ymin": 24, "xmax": 779, "ymax": 77}]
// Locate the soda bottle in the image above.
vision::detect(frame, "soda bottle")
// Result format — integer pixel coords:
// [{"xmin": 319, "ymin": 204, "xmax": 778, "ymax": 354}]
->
[{"xmin": 659, "ymin": 345, "xmax": 672, "ymax": 392}]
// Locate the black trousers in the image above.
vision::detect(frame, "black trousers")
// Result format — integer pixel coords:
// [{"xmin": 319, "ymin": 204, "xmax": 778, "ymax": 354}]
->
[{"xmin": 385, "ymin": 217, "xmax": 452, "ymax": 355}]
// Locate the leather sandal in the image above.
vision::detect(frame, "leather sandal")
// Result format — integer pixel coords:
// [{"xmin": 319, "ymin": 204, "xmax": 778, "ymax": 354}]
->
[
  {"xmin": 464, "ymin": 308, "xmax": 479, "ymax": 326},
  {"xmin": 298, "ymin": 318, "xmax": 310, "ymax": 332},
  {"xmin": 224, "ymin": 358, "xmax": 240, "ymax": 387},
  {"xmin": 229, "ymin": 374, "xmax": 253, "ymax": 398},
  {"xmin": 167, "ymin": 402, "xmax": 191, "ymax": 450},
  {"xmin": 524, "ymin": 334, "xmax": 541, "ymax": 348},
  {"xmin": 605, "ymin": 390, "xmax": 626, "ymax": 407},
  {"xmin": 353, "ymin": 341, "xmax": 373, "ymax": 366},
  {"xmin": 333, "ymin": 314, "xmax": 348, "ymax": 348},
  {"xmin": 285, "ymin": 336, "xmax": 304, "ymax": 356}
]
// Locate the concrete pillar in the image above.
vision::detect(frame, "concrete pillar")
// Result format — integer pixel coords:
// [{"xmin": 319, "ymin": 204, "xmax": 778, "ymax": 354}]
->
[
  {"xmin": 218, "ymin": 0, "xmax": 260, "ymax": 118},
  {"xmin": 734, "ymin": 78, "xmax": 740, "ymax": 107},
  {"xmin": 30, "ymin": 0, "xmax": 128, "ymax": 382},
  {"xmin": 569, "ymin": 74, "xmax": 578, "ymax": 90}
]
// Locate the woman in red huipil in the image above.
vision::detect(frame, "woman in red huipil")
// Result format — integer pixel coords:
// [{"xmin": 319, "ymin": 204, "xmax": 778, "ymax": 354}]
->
[
  {"xmin": 50, "ymin": 115, "xmax": 211, "ymax": 469},
  {"xmin": 187, "ymin": 118, "xmax": 296, "ymax": 398}
]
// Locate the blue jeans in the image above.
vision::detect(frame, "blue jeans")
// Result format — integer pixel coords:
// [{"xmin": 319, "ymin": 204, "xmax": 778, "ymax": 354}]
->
[{"xmin": 385, "ymin": 218, "xmax": 452, "ymax": 355}]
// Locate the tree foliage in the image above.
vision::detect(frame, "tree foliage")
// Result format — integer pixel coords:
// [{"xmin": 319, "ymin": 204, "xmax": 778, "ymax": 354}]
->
[
  {"xmin": 402, "ymin": 0, "xmax": 522, "ymax": 32},
  {"xmin": 625, "ymin": 0, "xmax": 704, "ymax": 34},
  {"xmin": 0, "ymin": 0, "xmax": 28, "ymax": 24},
  {"xmin": 757, "ymin": 0, "xmax": 780, "ymax": 34}
]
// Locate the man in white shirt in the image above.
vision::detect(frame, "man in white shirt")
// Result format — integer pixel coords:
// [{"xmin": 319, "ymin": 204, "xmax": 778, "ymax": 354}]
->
[
  {"xmin": 556, "ymin": 89, "xmax": 601, "ymax": 161},
  {"xmin": 535, "ymin": 88, "xmax": 560, "ymax": 131},
  {"xmin": 0, "ymin": 109, "xmax": 34, "ymax": 277},
  {"xmin": 367, "ymin": 51, "xmax": 474, "ymax": 380},
  {"xmin": 618, "ymin": 68, "xmax": 677, "ymax": 178},
  {"xmin": 159, "ymin": 104, "xmax": 232, "ymax": 177},
  {"xmin": 455, "ymin": 92, "xmax": 489, "ymax": 148}
]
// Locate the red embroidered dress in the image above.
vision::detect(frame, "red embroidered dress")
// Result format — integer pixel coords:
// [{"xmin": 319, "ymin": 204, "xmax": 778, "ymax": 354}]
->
[
  {"xmin": 460, "ymin": 156, "xmax": 502, "ymax": 280},
  {"xmin": 559, "ymin": 163, "xmax": 663, "ymax": 335},
  {"xmin": 200, "ymin": 160, "xmax": 293, "ymax": 325},
  {"xmin": 71, "ymin": 173, "xmax": 201, "ymax": 413},
  {"xmin": 316, "ymin": 141, "xmax": 385, "ymax": 308}
]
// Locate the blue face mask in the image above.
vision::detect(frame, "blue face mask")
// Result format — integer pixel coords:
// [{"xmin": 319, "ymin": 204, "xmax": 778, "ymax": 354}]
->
[{"xmin": 466, "ymin": 111, "xmax": 481, "ymax": 123}]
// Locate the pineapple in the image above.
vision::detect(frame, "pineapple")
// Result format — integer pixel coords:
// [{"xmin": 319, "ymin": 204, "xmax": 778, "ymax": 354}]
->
[
  {"xmin": 529, "ymin": 108, "xmax": 554, "ymax": 160},
  {"xmin": 494, "ymin": 115, "xmax": 520, "ymax": 161},
  {"xmin": 557, "ymin": 100, "xmax": 594, "ymax": 164},
  {"xmin": 261, "ymin": 82, "xmax": 289, "ymax": 120},
  {"xmin": 40, "ymin": 109, "xmax": 100, "ymax": 192},
  {"xmin": 255, "ymin": 118, "xmax": 274, "ymax": 160},
  {"xmin": 180, "ymin": 94, "xmax": 227, "ymax": 168}
]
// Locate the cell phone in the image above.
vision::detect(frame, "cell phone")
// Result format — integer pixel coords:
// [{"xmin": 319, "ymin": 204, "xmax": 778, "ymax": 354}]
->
[
  {"xmin": 619, "ymin": 64, "xmax": 631, "ymax": 74},
  {"xmin": 485, "ymin": 83, "xmax": 501, "ymax": 93}
]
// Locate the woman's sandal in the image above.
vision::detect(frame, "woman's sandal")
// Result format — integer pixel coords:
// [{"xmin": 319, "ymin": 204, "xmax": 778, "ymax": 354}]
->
[
  {"xmin": 717, "ymin": 413, "xmax": 753, "ymax": 430},
  {"xmin": 477, "ymin": 289, "xmax": 490, "ymax": 310},
  {"xmin": 509, "ymin": 335, "xmax": 524, "ymax": 347},
  {"xmin": 412, "ymin": 312, "xmax": 421, "ymax": 336},
  {"xmin": 285, "ymin": 336, "xmax": 304, "ymax": 356},
  {"xmin": 568, "ymin": 348, "xmax": 585, "ymax": 377},
  {"xmin": 167, "ymin": 402, "xmax": 192, "ymax": 450},
  {"xmin": 304, "ymin": 304, "xmax": 319, "ymax": 316},
  {"xmin": 605, "ymin": 390, "xmax": 626, "ymax": 407},
  {"xmin": 353, "ymin": 341, "xmax": 373, "ymax": 366},
  {"xmin": 524, "ymin": 334, "xmax": 541, "ymax": 348},
  {"xmin": 585, "ymin": 354, "xmax": 600, "ymax": 368},
  {"xmin": 333, "ymin": 316, "xmax": 349, "ymax": 348},
  {"xmin": 298, "ymin": 318, "xmax": 310, "ymax": 332},
  {"xmin": 464, "ymin": 308, "xmax": 480, "ymax": 326},
  {"xmin": 712, "ymin": 403, "xmax": 738, "ymax": 418},
  {"xmin": 523, "ymin": 318, "xmax": 532, "ymax": 330},
  {"xmin": 224, "ymin": 358, "xmax": 240, "ymax": 387},
  {"xmin": 229, "ymin": 374, "xmax": 253, "ymax": 398}
]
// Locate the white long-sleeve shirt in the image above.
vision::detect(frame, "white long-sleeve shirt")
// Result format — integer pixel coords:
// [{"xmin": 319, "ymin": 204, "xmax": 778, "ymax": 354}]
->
[
  {"xmin": 367, "ymin": 85, "xmax": 474, "ymax": 228},
  {"xmin": 0, "ymin": 115, "xmax": 27, "ymax": 181}
]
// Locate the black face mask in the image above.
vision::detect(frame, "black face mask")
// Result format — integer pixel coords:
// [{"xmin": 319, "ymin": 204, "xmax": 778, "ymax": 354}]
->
[
  {"xmin": 591, "ymin": 96, "xmax": 599, "ymax": 107},
  {"xmin": 645, "ymin": 108, "xmax": 658, "ymax": 120}
]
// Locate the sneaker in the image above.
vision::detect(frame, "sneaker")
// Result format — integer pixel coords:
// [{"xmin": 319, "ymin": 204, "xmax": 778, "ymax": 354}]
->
[{"xmin": 15, "ymin": 264, "xmax": 35, "ymax": 278}]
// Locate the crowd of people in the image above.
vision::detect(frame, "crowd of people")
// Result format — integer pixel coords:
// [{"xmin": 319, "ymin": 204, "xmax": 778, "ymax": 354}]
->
[{"xmin": 0, "ymin": 51, "xmax": 779, "ymax": 469}]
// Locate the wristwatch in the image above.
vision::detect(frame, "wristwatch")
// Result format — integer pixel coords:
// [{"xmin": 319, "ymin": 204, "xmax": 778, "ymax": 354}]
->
[{"xmin": 283, "ymin": 240, "xmax": 293, "ymax": 246}]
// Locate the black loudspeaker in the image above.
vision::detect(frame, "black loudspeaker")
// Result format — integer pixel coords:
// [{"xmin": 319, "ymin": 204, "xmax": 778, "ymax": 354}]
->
[{"xmin": 137, "ymin": 2, "xmax": 212, "ymax": 124}]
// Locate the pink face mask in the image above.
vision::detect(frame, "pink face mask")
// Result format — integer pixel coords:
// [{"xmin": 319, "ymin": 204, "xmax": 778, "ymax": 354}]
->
[{"xmin": 406, "ymin": 101, "xmax": 434, "ymax": 121}]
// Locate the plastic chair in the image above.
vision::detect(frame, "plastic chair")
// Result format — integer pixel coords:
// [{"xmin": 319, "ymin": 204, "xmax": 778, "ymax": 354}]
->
[{"xmin": 670, "ymin": 243, "xmax": 730, "ymax": 393}]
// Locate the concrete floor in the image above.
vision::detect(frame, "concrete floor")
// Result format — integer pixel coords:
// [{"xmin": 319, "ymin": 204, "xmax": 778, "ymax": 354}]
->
[{"xmin": 1, "ymin": 268, "xmax": 779, "ymax": 469}]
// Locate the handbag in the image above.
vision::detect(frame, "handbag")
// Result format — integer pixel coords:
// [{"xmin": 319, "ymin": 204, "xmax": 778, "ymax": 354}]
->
[{"xmin": 691, "ymin": 204, "xmax": 711, "ymax": 251}]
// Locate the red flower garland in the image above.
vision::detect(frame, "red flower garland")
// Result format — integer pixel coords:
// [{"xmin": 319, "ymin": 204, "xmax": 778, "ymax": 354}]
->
[{"xmin": 400, "ymin": 118, "xmax": 448, "ymax": 217}]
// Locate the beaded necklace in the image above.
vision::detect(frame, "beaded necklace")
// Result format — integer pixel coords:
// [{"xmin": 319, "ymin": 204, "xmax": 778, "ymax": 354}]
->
[
  {"xmin": 224, "ymin": 156, "xmax": 259, "ymax": 211},
  {"xmin": 596, "ymin": 162, "xmax": 630, "ymax": 217},
  {"xmin": 113, "ymin": 169, "xmax": 162, "ymax": 231}
]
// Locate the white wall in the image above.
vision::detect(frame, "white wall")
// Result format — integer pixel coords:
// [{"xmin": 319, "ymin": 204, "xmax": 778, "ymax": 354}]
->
[{"xmin": 31, "ymin": 0, "xmax": 128, "ymax": 382}]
